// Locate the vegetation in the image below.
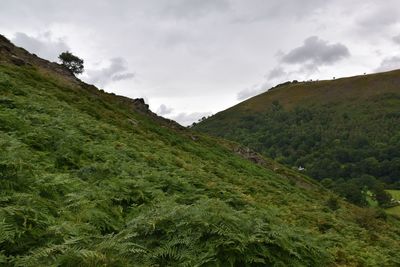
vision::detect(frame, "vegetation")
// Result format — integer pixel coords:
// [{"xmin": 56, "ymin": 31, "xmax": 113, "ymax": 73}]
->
[
  {"xmin": 386, "ymin": 190, "xmax": 400, "ymax": 217},
  {"xmin": 194, "ymin": 73, "xmax": 400, "ymax": 207},
  {"xmin": 58, "ymin": 51, "xmax": 84, "ymax": 74},
  {"xmin": 1, "ymin": 37, "xmax": 400, "ymax": 266},
  {"xmin": 387, "ymin": 190, "xmax": 400, "ymax": 200},
  {"xmin": 386, "ymin": 206, "xmax": 400, "ymax": 217}
]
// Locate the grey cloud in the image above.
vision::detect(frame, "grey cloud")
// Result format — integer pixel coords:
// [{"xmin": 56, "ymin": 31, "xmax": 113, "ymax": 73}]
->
[
  {"xmin": 357, "ymin": 5, "xmax": 400, "ymax": 30},
  {"xmin": 393, "ymin": 34, "xmax": 400, "ymax": 45},
  {"xmin": 258, "ymin": 37, "xmax": 349, "ymax": 92},
  {"xmin": 171, "ymin": 111, "xmax": 212, "ymax": 126},
  {"xmin": 237, "ymin": 88, "xmax": 260, "ymax": 101},
  {"xmin": 112, "ymin": 73, "xmax": 135, "ymax": 81},
  {"xmin": 87, "ymin": 57, "xmax": 135, "ymax": 86},
  {"xmin": 250, "ymin": 37, "xmax": 342, "ymax": 100},
  {"xmin": 281, "ymin": 36, "xmax": 350, "ymax": 66},
  {"xmin": 298, "ymin": 63, "xmax": 320, "ymax": 76},
  {"xmin": 267, "ymin": 67, "xmax": 286, "ymax": 79},
  {"xmin": 375, "ymin": 56, "xmax": 400, "ymax": 72},
  {"xmin": 156, "ymin": 104, "xmax": 174, "ymax": 116},
  {"xmin": 231, "ymin": 0, "xmax": 329, "ymax": 23},
  {"xmin": 163, "ymin": 0, "xmax": 230, "ymax": 19},
  {"xmin": 237, "ymin": 81, "xmax": 271, "ymax": 101},
  {"xmin": 12, "ymin": 32, "xmax": 70, "ymax": 62}
]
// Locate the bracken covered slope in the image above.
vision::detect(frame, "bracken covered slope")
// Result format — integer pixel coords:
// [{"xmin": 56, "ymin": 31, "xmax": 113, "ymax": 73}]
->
[{"xmin": 1, "ymin": 35, "xmax": 400, "ymax": 266}]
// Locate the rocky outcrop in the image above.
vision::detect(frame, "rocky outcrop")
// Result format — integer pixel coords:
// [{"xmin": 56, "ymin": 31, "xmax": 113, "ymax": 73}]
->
[
  {"xmin": 0, "ymin": 34, "xmax": 78, "ymax": 83},
  {"xmin": 114, "ymin": 95, "xmax": 184, "ymax": 130},
  {"xmin": 233, "ymin": 146, "xmax": 267, "ymax": 165},
  {"xmin": 132, "ymin": 98, "xmax": 150, "ymax": 112},
  {"xmin": 232, "ymin": 144, "xmax": 320, "ymax": 190}
]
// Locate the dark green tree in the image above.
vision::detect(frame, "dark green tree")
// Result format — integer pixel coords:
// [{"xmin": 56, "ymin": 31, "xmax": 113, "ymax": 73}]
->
[
  {"xmin": 373, "ymin": 185, "xmax": 393, "ymax": 207},
  {"xmin": 333, "ymin": 179, "xmax": 367, "ymax": 206},
  {"xmin": 58, "ymin": 51, "xmax": 84, "ymax": 74}
]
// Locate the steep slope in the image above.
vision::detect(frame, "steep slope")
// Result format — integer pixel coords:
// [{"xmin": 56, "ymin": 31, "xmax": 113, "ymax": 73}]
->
[
  {"xmin": 1, "ymin": 35, "xmax": 400, "ymax": 266},
  {"xmin": 194, "ymin": 73, "xmax": 400, "ymax": 205}
]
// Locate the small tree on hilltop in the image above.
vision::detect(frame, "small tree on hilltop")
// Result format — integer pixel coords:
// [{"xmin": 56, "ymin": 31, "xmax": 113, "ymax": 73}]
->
[{"xmin": 58, "ymin": 51, "xmax": 84, "ymax": 74}]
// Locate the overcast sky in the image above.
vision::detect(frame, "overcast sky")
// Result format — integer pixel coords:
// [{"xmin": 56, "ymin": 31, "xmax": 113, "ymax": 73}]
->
[{"xmin": 1, "ymin": 1, "xmax": 400, "ymax": 125}]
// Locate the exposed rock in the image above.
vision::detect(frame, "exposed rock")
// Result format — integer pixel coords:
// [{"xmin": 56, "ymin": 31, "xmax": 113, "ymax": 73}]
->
[
  {"xmin": 132, "ymin": 98, "xmax": 150, "ymax": 112},
  {"xmin": 128, "ymin": 118, "xmax": 138, "ymax": 126},
  {"xmin": 10, "ymin": 55, "xmax": 25, "ymax": 66},
  {"xmin": 0, "ymin": 34, "xmax": 12, "ymax": 45},
  {"xmin": 232, "ymin": 145, "xmax": 319, "ymax": 190},
  {"xmin": 233, "ymin": 146, "xmax": 266, "ymax": 165},
  {"xmin": 0, "ymin": 44, "xmax": 11, "ymax": 53}
]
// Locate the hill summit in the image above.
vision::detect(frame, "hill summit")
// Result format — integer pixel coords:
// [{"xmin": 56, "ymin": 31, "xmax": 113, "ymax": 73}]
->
[{"xmin": 1, "ymin": 35, "xmax": 400, "ymax": 266}]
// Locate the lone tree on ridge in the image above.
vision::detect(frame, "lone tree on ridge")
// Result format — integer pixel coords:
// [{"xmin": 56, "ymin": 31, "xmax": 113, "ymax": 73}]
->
[{"xmin": 58, "ymin": 51, "xmax": 84, "ymax": 74}]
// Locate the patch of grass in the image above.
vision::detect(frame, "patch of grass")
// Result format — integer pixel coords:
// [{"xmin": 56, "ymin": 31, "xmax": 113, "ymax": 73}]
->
[
  {"xmin": 385, "ymin": 190, "xmax": 400, "ymax": 216},
  {"xmin": 387, "ymin": 190, "xmax": 400, "ymax": 200},
  {"xmin": 366, "ymin": 193, "xmax": 379, "ymax": 208},
  {"xmin": 386, "ymin": 206, "xmax": 400, "ymax": 217}
]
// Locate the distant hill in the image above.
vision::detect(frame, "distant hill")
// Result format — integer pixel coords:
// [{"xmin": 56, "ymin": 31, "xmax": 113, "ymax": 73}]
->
[
  {"xmin": 194, "ymin": 72, "xmax": 400, "ymax": 206},
  {"xmin": 1, "ymin": 34, "xmax": 400, "ymax": 266}
]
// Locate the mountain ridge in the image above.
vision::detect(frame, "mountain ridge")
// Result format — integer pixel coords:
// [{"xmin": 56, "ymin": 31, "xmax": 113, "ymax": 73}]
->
[{"xmin": 227, "ymin": 69, "xmax": 400, "ymax": 114}]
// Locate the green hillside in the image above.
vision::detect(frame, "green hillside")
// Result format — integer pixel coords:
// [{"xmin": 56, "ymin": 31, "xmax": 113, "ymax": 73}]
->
[
  {"xmin": 1, "ymin": 35, "xmax": 400, "ymax": 266},
  {"xmin": 194, "ymin": 73, "xmax": 400, "ymax": 206}
]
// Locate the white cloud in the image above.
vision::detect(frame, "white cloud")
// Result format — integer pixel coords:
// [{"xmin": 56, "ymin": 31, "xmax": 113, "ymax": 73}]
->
[
  {"xmin": 12, "ymin": 32, "xmax": 70, "ymax": 62},
  {"xmin": 156, "ymin": 104, "xmax": 174, "ymax": 116},
  {"xmin": 170, "ymin": 112, "xmax": 212, "ymax": 126}
]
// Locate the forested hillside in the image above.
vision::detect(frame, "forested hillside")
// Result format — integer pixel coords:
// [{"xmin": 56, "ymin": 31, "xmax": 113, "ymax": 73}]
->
[
  {"xmin": 194, "ymin": 73, "xmax": 400, "ymax": 207},
  {"xmin": 1, "ymin": 35, "xmax": 400, "ymax": 266}
]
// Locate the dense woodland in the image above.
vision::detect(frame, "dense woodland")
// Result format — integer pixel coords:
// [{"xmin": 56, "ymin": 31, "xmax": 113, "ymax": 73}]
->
[
  {"xmin": 1, "ymin": 36, "xmax": 400, "ymax": 266},
  {"xmin": 194, "ymin": 80, "xmax": 400, "ymax": 207}
]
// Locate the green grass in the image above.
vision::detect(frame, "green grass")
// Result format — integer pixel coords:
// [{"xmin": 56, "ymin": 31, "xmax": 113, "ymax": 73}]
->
[
  {"xmin": 387, "ymin": 190, "xmax": 400, "ymax": 200},
  {"xmin": 386, "ymin": 190, "xmax": 400, "ymax": 216},
  {"xmin": 366, "ymin": 191, "xmax": 379, "ymax": 207},
  {"xmin": 386, "ymin": 206, "xmax": 400, "ymax": 216},
  {"xmin": 1, "ymin": 40, "xmax": 400, "ymax": 266}
]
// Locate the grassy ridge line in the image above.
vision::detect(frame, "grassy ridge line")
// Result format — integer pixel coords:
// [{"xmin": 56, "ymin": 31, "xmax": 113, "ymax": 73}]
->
[
  {"xmin": 232, "ymin": 69, "xmax": 400, "ymax": 113},
  {"xmin": 202, "ymin": 69, "xmax": 400, "ymax": 129}
]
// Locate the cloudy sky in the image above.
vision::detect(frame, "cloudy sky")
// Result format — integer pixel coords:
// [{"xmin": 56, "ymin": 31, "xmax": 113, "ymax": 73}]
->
[{"xmin": 1, "ymin": 1, "xmax": 400, "ymax": 125}]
